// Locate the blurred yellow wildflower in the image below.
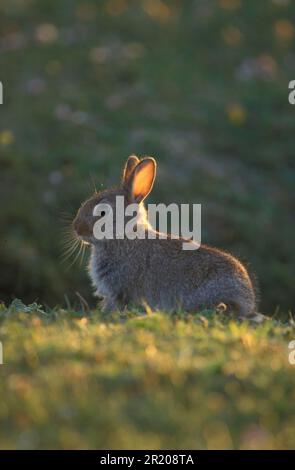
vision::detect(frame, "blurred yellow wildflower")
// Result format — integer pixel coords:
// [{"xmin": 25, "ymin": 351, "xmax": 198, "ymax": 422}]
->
[
  {"xmin": 145, "ymin": 344, "xmax": 157, "ymax": 358},
  {"xmin": 78, "ymin": 317, "xmax": 88, "ymax": 327},
  {"xmin": 222, "ymin": 26, "xmax": 242, "ymax": 46},
  {"xmin": 227, "ymin": 103, "xmax": 247, "ymax": 125},
  {"xmin": 219, "ymin": 0, "xmax": 241, "ymax": 10},
  {"xmin": 35, "ymin": 23, "xmax": 58, "ymax": 43},
  {"xmin": 0, "ymin": 130, "xmax": 14, "ymax": 146},
  {"xmin": 274, "ymin": 19, "xmax": 294, "ymax": 42},
  {"xmin": 241, "ymin": 332, "xmax": 255, "ymax": 348},
  {"xmin": 105, "ymin": 0, "xmax": 128, "ymax": 16},
  {"xmin": 143, "ymin": 0, "xmax": 173, "ymax": 23},
  {"xmin": 272, "ymin": 0, "xmax": 290, "ymax": 5}
]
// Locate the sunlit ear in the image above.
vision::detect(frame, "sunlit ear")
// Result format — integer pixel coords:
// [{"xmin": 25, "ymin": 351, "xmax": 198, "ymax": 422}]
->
[
  {"xmin": 130, "ymin": 157, "xmax": 157, "ymax": 203},
  {"xmin": 122, "ymin": 155, "xmax": 140, "ymax": 187}
]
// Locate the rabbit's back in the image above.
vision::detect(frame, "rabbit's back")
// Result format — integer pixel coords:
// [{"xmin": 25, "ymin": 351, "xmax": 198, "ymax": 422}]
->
[{"xmin": 144, "ymin": 239, "xmax": 256, "ymax": 314}]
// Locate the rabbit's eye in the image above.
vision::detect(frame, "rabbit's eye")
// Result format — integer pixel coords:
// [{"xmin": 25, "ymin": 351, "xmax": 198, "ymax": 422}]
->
[{"xmin": 93, "ymin": 203, "xmax": 110, "ymax": 218}]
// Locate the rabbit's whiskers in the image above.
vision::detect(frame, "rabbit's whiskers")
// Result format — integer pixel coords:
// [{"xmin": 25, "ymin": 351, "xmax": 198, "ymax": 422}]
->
[
  {"xmin": 60, "ymin": 220, "xmax": 89, "ymax": 269},
  {"xmin": 67, "ymin": 239, "xmax": 85, "ymax": 269}
]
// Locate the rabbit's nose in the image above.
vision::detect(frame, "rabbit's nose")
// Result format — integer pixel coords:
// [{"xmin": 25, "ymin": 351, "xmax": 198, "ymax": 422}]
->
[{"xmin": 73, "ymin": 217, "xmax": 90, "ymax": 236}]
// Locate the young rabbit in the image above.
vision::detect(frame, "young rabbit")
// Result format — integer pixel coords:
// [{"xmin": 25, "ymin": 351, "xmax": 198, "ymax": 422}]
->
[{"xmin": 73, "ymin": 156, "xmax": 257, "ymax": 316}]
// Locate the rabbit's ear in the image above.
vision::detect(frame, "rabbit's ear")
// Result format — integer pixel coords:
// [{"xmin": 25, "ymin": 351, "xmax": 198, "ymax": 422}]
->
[
  {"xmin": 129, "ymin": 157, "xmax": 157, "ymax": 203},
  {"xmin": 122, "ymin": 155, "xmax": 140, "ymax": 187}
]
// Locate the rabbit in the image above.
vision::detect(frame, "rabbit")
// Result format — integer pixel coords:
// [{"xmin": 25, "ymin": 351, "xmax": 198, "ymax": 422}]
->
[{"xmin": 73, "ymin": 155, "xmax": 257, "ymax": 316}]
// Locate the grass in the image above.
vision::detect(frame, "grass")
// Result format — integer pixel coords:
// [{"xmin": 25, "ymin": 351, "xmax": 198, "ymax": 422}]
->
[
  {"xmin": 1, "ymin": 1, "xmax": 294, "ymax": 450},
  {"xmin": 0, "ymin": 299, "xmax": 295, "ymax": 449}
]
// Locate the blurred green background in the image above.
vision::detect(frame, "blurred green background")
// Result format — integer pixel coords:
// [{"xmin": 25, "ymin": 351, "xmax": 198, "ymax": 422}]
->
[
  {"xmin": 0, "ymin": 0, "xmax": 294, "ymax": 313},
  {"xmin": 1, "ymin": 0, "xmax": 295, "ymax": 452}
]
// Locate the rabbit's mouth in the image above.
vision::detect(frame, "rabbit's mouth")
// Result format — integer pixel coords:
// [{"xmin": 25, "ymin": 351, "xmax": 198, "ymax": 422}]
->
[{"xmin": 77, "ymin": 235, "xmax": 91, "ymax": 246}]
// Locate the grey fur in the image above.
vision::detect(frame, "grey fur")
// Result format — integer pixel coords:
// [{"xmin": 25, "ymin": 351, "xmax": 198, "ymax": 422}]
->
[{"xmin": 73, "ymin": 156, "xmax": 257, "ymax": 316}]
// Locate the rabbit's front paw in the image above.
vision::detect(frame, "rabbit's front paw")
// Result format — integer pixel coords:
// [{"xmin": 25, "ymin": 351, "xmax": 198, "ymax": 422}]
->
[{"xmin": 101, "ymin": 297, "xmax": 119, "ymax": 313}]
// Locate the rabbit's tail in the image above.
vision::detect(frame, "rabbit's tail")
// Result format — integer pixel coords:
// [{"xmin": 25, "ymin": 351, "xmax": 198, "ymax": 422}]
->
[{"xmin": 216, "ymin": 297, "xmax": 256, "ymax": 318}]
